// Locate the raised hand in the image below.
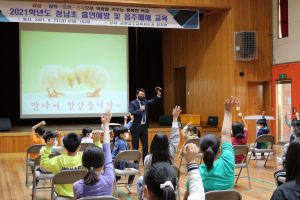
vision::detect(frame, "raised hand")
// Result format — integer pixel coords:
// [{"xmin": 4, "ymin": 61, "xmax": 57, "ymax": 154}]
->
[
  {"xmin": 156, "ymin": 87, "xmax": 162, "ymax": 96},
  {"xmin": 296, "ymin": 112, "xmax": 299, "ymax": 119},
  {"xmin": 224, "ymin": 96, "xmax": 239, "ymax": 111},
  {"xmin": 129, "ymin": 113, "xmax": 134, "ymax": 122},
  {"xmin": 100, "ymin": 108, "xmax": 112, "ymax": 125},
  {"xmin": 187, "ymin": 122, "xmax": 192, "ymax": 127},
  {"xmin": 237, "ymin": 113, "xmax": 242, "ymax": 118},
  {"xmin": 183, "ymin": 143, "xmax": 198, "ymax": 164},
  {"xmin": 124, "ymin": 116, "xmax": 128, "ymax": 121},
  {"xmin": 46, "ymin": 138, "xmax": 56, "ymax": 147},
  {"xmin": 41, "ymin": 121, "xmax": 46, "ymax": 126},
  {"xmin": 55, "ymin": 130, "xmax": 64, "ymax": 138},
  {"xmin": 172, "ymin": 106, "xmax": 182, "ymax": 118},
  {"xmin": 92, "ymin": 131, "xmax": 101, "ymax": 142},
  {"xmin": 284, "ymin": 111, "xmax": 287, "ymax": 117}
]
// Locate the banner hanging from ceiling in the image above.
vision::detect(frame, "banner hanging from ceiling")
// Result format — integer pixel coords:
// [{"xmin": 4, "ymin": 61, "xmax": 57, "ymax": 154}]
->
[{"xmin": 0, "ymin": 1, "xmax": 199, "ymax": 29}]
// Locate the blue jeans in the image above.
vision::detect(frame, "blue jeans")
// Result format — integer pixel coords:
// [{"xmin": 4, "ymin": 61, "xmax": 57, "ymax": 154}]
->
[{"xmin": 137, "ymin": 176, "xmax": 143, "ymax": 199}]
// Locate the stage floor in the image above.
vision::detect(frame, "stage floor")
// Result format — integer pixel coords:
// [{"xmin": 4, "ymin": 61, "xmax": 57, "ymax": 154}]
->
[{"xmin": 0, "ymin": 122, "xmax": 171, "ymax": 134}]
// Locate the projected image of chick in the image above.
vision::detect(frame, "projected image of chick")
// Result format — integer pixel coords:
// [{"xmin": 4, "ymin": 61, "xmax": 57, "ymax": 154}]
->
[
  {"xmin": 74, "ymin": 64, "xmax": 110, "ymax": 98},
  {"xmin": 39, "ymin": 65, "xmax": 75, "ymax": 98}
]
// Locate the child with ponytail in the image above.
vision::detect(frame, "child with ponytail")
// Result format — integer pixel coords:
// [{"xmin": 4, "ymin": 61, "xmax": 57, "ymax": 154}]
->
[
  {"xmin": 142, "ymin": 162, "xmax": 177, "ymax": 200},
  {"xmin": 73, "ymin": 109, "xmax": 114, "ymax": 199},
  {"xmin": 184, "ymin": 96, "xmax": 238, "ymax": 197}
]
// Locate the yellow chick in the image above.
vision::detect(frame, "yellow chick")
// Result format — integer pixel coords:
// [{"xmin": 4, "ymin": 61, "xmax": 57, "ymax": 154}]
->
[
  {"xmin": 74, "ymin": 64, "xmax": 110, "ymax": 98},
  {"xmin": 39, "ymin": 65, "xmax": 75, "ymax": 98}
]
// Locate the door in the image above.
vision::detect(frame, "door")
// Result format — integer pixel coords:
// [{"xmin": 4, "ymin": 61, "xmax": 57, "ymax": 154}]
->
[
  {"xmin": 173, "ymin": 67, "xmax": 186, "ymax": 112},
  {"xmin": 276, "ymin": 80, "xmax": 292, "ymax": 143},
  {"xmin": 247, "ymin": 82, "xmax": 267, "ymax": 143}
]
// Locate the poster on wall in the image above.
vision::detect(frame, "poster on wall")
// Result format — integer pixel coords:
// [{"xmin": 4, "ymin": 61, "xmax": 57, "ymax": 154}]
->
[{"xmin": 0, "ymin": 1, "xmax": 199, "ymax": 29}]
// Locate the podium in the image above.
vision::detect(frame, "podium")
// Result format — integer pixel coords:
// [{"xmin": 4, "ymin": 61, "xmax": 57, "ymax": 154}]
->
[{"xmin": 244, "ymin": 115, "xmax": 277, "ymax": 143}]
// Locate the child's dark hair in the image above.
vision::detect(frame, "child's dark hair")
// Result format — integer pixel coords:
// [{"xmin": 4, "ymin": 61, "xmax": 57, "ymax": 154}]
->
[
  {"xmin": 82, "ymin": 127, "xmax": 92, "ymax": 138},
  {"xmin": 112, "ymin": 126, "xmax": 128, "ymax": 144},
  {"xmin": 43, "ymin": 131, "xmax": 59, "ymax": 143},
  {"xmin": 294, "ymin": 120, "xmax": 300, "ymax": 129},
  {"xmin": 63, "ymin": 132, "xmax": 81, "ymax": 153},
  {"xmin": 256, "ymin": 119, "xmax": 266, "ymax": 127},
  {"xmin": 188, "ymin": 126, "xmax": 201, "ymax": 138},
  {"xmin": 232, "ymin": 122, "xmax": 244, "ymax": 138},
  {"xmin": 150, "ymin": 132, "xmax": 172, "ymax": 165},
  {"xmin": 294, "ymin": 128, "xmax": 300, "ymax": 138},
  {"xmin": 144, "ymin": 162, "xmax": 176, "ymax": 200},
  {"xmin": 82, "ymin": 146, "xmax": 106, "ymax": 185},
  {"xmin": 200, "ymin": 134, "xmax": 220, "ymax": 169},
  {"xmin": 292, "ymin": 121, "xmax": 297, "ymax": 128},
  {"xmin": 286, "ymin": 138, "xmax": 300, "ymax": 184},
  {"xmin": 35, "ymin": 126, "xmax": 45, "ymax": 136}
]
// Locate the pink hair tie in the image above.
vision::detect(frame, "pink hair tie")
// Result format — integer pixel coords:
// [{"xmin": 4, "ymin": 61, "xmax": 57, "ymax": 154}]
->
[{"xmin": 160, "ymin": 181, "xmax": 174, "ymax": 190}]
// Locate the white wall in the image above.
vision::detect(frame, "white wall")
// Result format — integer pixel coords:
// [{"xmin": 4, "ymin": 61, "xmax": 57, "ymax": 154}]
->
[{"xmin": 273, "ymin": 0, "xmax": 300, "ymax": 64}]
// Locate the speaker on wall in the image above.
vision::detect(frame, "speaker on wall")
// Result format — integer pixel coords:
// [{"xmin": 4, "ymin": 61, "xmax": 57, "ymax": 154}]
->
[{"xmin": 0, "ymin": 118, "xmax": 11, "ymax": 131}]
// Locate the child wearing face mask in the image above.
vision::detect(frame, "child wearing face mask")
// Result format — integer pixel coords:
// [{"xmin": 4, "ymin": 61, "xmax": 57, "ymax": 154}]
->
[
  {"xmin": 111, "ymin": 126, "xmax": 137, "ymax": 193},
  {"xmin": 30, "ymin": 130, "xmax": 65, "ymax": 189},
  {"xmin": 81, "ymin": 127, "xmax": 94, "ymax": 143},
  {"xmin": 255, "ymin": 117, "xmax": 270, "ymax": 159},
  {"xmin": 179, "ymin": 122, "xmax": 201, "ymax": 159}
]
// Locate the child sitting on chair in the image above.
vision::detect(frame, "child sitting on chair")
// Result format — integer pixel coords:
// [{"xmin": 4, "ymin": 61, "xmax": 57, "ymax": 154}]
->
[
  {"xmin": 179, "ymin": 122, "xmax": 201, "ymax": 159},
  {"xmin": 73, "ymin": 110, "xmax": 114, "ymax": 199},
  {"xmin": 31, "ymin": 131, "xmax": 65, "ymax": 189},
  {"xmin": 255, "ymin": 115, "xmax": 270, "ymax": 160},
  {"xmin": 29, "ymin": 121, "xmax": 46, "ymax": 173},
  {"xmin": 111, "ymin": 122, "xmax": 137, "ymax": 194},
  {"xmin": 231, "ymin": 113, "xmax": 248, "ymax": 164},
  {"xmin": 81, "ymin": 127, "xmax": 94, "ymax": 143},
  {"xmin": 40, "ymin": 120, "xmax": 103, "ymax": 198}
]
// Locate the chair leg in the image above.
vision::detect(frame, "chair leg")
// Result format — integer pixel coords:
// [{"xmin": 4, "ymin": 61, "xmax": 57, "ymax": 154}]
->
[
  {"xmin": 177, "ymin": 181, "xmax": 181, "ymax": 200},
  {"xmin": 273, "ymin": 151, "xmax": 277, "ymax": 169},
  {"xmin": 114, "ymin": 177, "xmax": 118, "ymax": 198},
  {"xmin": 246, "ymin": 165, "xmax": 252, "ymax": 189},
  {"xmin": 139, "ymin": 181, "xmax": 145, "ymax": 200},
  {"xmin": 179, "ymin": 157, "xmax": 183, "ymax": 173},
  {"xmin": 255, "ymin": 153, "xmax": 259, "ymax": 170},
  {"xmin": 248, "ymin": 152, "xmax": 253, "ymax": 164},
  {"xmin": 199, "ymin": 157, "xmax": 203, "ymax": 165},
  {"xmin": 264, "ymin": 152, "xmax": 270, "ymax": 168},
  {"xmin": 32, "ymin": 175, "xmax": 36, "ymax": 200},
  {"xmin": 235, "ymin": 168, "xmax": 243, "ymax": 184},
  {"xmin": 26, "ymin": 161, "xmax": 29, "ymax": 186}
]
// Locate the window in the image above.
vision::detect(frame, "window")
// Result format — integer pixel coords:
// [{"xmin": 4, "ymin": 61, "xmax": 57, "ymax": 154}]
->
[{"xmin": 278, "ymin": 0, "xmax": 288, "ymax": 38}]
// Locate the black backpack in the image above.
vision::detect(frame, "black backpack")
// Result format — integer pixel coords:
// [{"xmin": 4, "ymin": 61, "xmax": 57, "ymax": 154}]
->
[{"xmin": 207, "ymin": 116, "xmax": 218, "ymax": 126}]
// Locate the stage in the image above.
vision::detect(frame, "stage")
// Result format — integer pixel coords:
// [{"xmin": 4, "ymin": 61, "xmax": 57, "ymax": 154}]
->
[{"xmin": 0, "ymin": 122, "xmax": 221, "ymax": 153}]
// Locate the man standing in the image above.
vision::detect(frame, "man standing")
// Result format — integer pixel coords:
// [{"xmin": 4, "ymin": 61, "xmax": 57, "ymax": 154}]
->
[{"xmin": 129, "ymin": 87, "xmax": 162, "ymax": 163}]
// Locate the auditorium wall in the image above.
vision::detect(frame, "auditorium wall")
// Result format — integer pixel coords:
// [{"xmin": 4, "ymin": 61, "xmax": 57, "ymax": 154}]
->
[{"xmin": 162, "ymin": 0, "xmax": 273, "ymax": 137}]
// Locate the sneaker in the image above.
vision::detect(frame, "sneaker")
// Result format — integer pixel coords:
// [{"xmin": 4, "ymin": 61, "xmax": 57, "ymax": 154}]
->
[
  {"xmin": 261, "ymin": 155, "xmax": 265, "ymax": 160},
  {"xmin": 125, "ymin": 184, "xmax": 133, "ymax": 194},
  {"xmin": 30, "ymin": 186, "xmax": 33, "ymax": 190}
]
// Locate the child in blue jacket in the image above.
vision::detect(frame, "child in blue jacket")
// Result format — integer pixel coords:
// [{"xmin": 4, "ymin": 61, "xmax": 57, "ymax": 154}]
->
[{"xmin": 255, "ymin": 118, "xmax": 269, "ymax": 159}]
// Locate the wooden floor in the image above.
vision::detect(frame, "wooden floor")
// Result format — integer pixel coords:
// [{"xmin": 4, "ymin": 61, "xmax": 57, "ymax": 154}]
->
[{"xmin": 0, "ymin": 145, "xmax": 283, "ymax": 200}]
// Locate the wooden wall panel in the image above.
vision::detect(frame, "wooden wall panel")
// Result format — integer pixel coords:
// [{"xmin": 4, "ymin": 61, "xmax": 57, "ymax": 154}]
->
[{"xmin": 163, "ymin": 0, "xmax": 273, "ymax": 133}]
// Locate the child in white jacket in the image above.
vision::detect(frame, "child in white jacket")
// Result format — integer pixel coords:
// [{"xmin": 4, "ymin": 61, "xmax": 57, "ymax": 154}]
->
[{"xmin": 183, "ymin": 143, "xmax": 205, "ymax": 200}]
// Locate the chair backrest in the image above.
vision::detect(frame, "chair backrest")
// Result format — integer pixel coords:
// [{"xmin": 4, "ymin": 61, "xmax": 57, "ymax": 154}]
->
[
  {"xmin": 27, "ymin": 144, "xmax": 46, "ymax": 157},
  {"xmin": 34, "ymin": 153, "xmax": 61, "ymax": 167},
  {"xmin": 110, "ymin": 142, "xmax": 114, "ymax": 152},
  {"xmin": 255, "ymin": 134, "xmax": 275, "ymax": 145},
  {"xmin": 79, "ymin": 143, "xmax": 96, "ymax": 151},
  {"xmin": 78, "ymin": 196, "xmax": 118, "ymax": 200},
  {"xmin": 52, "ymin": 170, "xmax": 88, "ymax": 185},
  {"xmin": 114, "ymin": 150, "xmax": 142, "ymax": 163},
  {"xmin": 127, "ymin": 141, "xmax": 132, "ymax": 150},
  {"xmin": 233, "ymin": 145, "xmax": 249, "ymax": 156},
  {"xmin": 205, "ymin": 190, "xmax": 242, "ymax": 200},
  {"xmin": 184, "ymin": 138, "xmax": 201, "ymax": 147},
  {"xmin": 172, "ymin": 165, "xmax": 181, "ymax": 181}
]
